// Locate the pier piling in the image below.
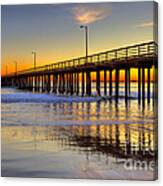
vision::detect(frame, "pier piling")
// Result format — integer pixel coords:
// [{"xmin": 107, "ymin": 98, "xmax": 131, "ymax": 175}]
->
[
  {"xmin": 96, "ymin": 70, "xmax": 101, "ymax": 96},
  {"xmin": 104, "ymin": 70, "xmax": 107, "ymax": 96}
]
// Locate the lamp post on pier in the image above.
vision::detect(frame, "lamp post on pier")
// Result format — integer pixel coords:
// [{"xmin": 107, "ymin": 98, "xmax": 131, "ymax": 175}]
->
[
  {"xmin": 14, "ymin": 61, "xmax": 17, "ymax": 76},
  {"xmin": 6, "ymin": 64, "xmax": 8, "ymax": 77},
  {"xmin": 31, "ymin": 51, "xmax": 37, "ymax": 69},
  {"xmin": 80, "ymin": 25, "xmax": 89, "ymax": 64}
]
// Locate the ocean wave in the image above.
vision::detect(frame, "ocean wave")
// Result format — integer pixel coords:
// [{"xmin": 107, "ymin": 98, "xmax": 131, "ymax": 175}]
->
[{"xmin": 1, "ymin": 92, "xmax": 103, "ymax": 103}]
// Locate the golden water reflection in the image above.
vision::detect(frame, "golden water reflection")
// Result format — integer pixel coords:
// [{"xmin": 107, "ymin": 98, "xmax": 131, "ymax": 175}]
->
[{"xmin": 2, "ymin": 123, "xmax": 157, "ymax": 163}]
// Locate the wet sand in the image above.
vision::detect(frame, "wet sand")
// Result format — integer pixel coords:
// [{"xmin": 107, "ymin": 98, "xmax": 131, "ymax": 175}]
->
[
  {"xmin": 1, "ymin": 87, "xmax": 157, "ymax": 180},
  {"xmin": 1, "ymin": 125, "xmax": 156, "ymax": 180}
]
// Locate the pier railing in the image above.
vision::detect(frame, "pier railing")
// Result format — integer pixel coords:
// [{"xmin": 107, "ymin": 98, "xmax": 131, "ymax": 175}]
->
[{"xmin": 6, "ymin": 41, "xmax": 158, "ymax": 77}]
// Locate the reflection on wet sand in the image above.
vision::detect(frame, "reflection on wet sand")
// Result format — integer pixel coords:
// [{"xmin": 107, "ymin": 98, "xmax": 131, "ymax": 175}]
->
[
  {"xmin": 2, "ymin": 123, "xmax": 157, "ymax": 173},
  {"xmin": 1, "ymin": 87, "xmax": 157, "ymax": 179}
]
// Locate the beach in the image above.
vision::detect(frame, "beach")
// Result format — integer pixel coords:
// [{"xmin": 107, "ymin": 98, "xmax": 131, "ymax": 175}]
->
[{"xmin": 1, "ymin": 84, "xmax": 157, "ymax": 180}]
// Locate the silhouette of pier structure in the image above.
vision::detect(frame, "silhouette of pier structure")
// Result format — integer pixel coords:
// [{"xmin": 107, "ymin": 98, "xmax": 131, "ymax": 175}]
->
[{"xmin": 2, "ymin": 41, "xmax": 158, "ymax": 104}]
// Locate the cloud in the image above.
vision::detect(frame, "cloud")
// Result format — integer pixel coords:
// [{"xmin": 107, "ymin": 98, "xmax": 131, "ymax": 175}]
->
[
  {"xmin": 135, "ymin": 21, "xmax": 154, "ymax": 28},
  {"xmin": 71, "ymin": 4, "xmax": 112, "ymax": 25}
]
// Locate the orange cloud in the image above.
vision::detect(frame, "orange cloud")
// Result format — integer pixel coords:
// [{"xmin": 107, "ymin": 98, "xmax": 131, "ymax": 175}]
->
[
  {"xmin": 135, "ymin": 21, "xmax": 154, "ymax": 28},
  {"xmin": 72, "ymin": 5, "xmax": 111, "ymax": 25}
]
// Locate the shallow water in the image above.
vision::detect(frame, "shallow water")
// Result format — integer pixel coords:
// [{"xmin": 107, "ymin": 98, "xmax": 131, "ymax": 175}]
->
[{"xmin": 1, "ymin": 84, "xmax": 157, "ymax": 180}]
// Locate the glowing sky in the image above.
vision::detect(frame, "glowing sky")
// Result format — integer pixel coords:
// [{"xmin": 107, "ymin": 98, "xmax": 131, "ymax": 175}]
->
[{"xmin": 1, "ymin": 2, "xmax": 155, "ymax": 76}]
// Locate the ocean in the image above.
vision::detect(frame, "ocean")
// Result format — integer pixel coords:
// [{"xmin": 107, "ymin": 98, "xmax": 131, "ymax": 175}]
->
[{"xmin": 1, "ymin": 82, "xmax": 157, "ymax": 180}]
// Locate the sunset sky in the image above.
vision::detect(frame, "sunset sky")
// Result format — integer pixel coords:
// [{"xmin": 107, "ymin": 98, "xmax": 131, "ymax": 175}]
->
[{"xmin": 1, "ymin": 2, "xmax": 155, "ymax": 78}]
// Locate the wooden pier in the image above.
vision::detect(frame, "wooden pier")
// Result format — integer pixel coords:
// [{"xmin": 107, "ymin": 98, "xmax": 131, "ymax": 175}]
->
[{"xmin": 2, "ymin": 41, "xmax": 158, "ymax": 105}]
